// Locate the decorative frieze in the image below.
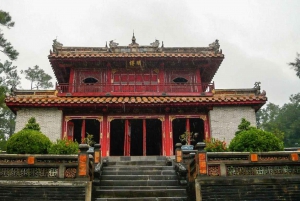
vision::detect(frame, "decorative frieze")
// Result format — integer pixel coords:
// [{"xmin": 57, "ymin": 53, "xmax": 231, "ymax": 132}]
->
[
  {"xmin": 0, "ymin": 167, "xmax": 58, "ymax": 178},
  {"xmin": 226, "ymin": 165, "xmax": 300, "ymax": 176}
]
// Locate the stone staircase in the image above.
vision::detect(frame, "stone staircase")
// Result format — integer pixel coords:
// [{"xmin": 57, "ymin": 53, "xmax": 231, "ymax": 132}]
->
[{"xmin": 93, "ymin": 156, "xmax": 187, "ymax": 201}]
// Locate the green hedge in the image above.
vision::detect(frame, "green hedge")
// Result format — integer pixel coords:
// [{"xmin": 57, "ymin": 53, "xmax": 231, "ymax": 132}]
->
[
  {"xmin": 7, "ymin": 129, "xmax": 51, "ymax": 154},
  {"xmin": 48, "ymin": 138, "xmax": 79, "ymax": 154},
  {"xmin": 229, "ymin": 128, "xmax": 284, "ymax": 152}
]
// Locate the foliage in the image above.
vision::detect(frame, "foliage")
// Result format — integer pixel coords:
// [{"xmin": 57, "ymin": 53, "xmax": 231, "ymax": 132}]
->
[
  {"xmin": 256, "ymin": 93, "xmax": 300, "ymax": 146},
  {"xmin": 23, "ymin": 117, "xmax": 40, "ymax": 131},
  {"xmin": 81, "ymin": 133, "xmax": 95, "ymax": 147},
  {"xmin": 48, "ymin": 138, "xmax": 79, "ymax": 154},
  {"xmin": 229, "ymin": 128, "xmax": 284, "ymax": 152},
  {"xmin": 6, "ymin": 129, "xmax": 51, "ymax": 154},
  {"xmin": 0, "ymin": 10, "xmax": 19, "ymax": 61},
  {"xmin": 0, "ymin": 133, "xmax": 7, "ymax": 151},
  {"xmin": 235, "ymin": 118, "xmax": 255, "ymax": 135},
  {"xmin": 179, "ymin": 131, "xmax": 198, "ymax": 145},
  {"xmin": 0, "ymin": 61, "xmax": 20, "ymax": 88},
  {"xmin": 204, "ymin": 138, "xmax": 228, "ymax": 152},
  {"xmin": 289, "ymin": 53, "xmax": 300, "ymax": 79},
  {"xmin": 0, "ymin": 10, "xmax": 20, "ymax": 140},
  {"xmin": 21, "ymin": 65, "xmax": 53, "ymax": 89}
]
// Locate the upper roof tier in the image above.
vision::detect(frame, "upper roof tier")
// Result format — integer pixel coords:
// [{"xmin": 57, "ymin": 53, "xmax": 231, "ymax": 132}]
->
[
  {"xmin": 48, "ymin": 36, "xmax": 224, "ymax": 83},
  {"xmin": 49, "ymin": 35, "xmax": 224, "ymax": 59}
]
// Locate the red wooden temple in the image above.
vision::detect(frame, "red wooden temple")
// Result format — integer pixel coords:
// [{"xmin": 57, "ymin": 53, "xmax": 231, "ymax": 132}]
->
[{"xmin": 5, "ymin": 35, "xmax": 267, "ymax": 156}]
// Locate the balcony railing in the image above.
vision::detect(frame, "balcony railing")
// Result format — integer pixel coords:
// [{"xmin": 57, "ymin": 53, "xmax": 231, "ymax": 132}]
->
[{"xmin": 56, "ymin": 82, "xmax": 215, "ymax": 96}]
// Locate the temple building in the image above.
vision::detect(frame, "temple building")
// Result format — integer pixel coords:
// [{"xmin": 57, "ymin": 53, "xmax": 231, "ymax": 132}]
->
[{"xmin": 5, "ymin": 35, "xmax": 267, "ymax": 157}]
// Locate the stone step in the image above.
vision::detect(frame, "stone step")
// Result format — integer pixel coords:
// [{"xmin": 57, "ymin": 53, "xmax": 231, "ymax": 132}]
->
[
  {"xmin": 102, "ymin": 170, "xmax": 176, "ymax": 176},
  {"xmin": 94, "ymin": 197, "xmax": 187, "ymax": 201},
  {"xmin": 100, "ymin": 175, "xmax": 177, "ymax": 180},
  {"xmin": 103, "ymin": 166, "xmax": 174, "ymax": 171},
  {"xmin": 100, "ymin": 180, "xmax": 179, "ymax": 186},
  {"xmin": 104, "ymin": 156, "xmax": 169, "ymax": 162},
  {"xmin": 96, "ymin": 186, "xmax": 186, "ymax": 190},
  {"xmin": 94, "ymin": 189, "xmax": 186, "ymax": 198}
]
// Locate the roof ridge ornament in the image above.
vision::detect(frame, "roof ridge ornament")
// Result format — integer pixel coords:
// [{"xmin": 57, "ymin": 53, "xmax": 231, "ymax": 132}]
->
[
  {"xmin": 129, "ymin": 31, "xmax": 139, "ymax": 47},
  {"xmin": 109, "ymin": 40, "xmax": 119, "ymax": 48},
  {"xmin": 52, "ymin": 39, "xmax": 63, "ymax": 53},
  {"xmin": 150, "ymin": 39, "xmax": 160, "ymax": 48},
  {"xmin": 209, "ymin": 39, "xmax": 220, "ymax": 53}
]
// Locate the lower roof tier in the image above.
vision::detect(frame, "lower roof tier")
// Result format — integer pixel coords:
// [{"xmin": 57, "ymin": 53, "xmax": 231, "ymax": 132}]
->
[{"xmin": 5, "ymin": 89, "xmax": 267, "ymax": 112}]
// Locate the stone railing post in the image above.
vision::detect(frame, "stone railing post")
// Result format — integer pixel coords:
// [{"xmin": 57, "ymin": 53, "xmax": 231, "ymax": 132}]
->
[
  {"xmin": 175, "ymin": 143, "xmax": 182, "ymax": 163},
  {"xmin": 195, "ymin": 142, "xmax": 207, "ymax": 175},
  {"xmin": 77, "ymin": 144, "xmax": 90, "ymax": 179},
  {"xmin": 94, "ymin": 144, "xmax": 101, "ymax": 164}
]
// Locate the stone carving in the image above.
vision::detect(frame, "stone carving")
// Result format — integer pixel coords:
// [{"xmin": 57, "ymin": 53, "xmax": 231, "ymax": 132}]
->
[
  {"xmin": 53, "ymin": 39, "xmax": 63, "ymax": 48},
  {"xmin": 260, "ymin": 90, "xmax": 266, "ymax": 96},
  {"xmin": 254, "ymin": 82, "xmax": 261, "ymax": 89},
  {"xmin": 109, "ymin": 40, "xmax": 119, "ymax": 48},
  {"xmin": 209, "ymin": 39, "xmax": 220, "ymax": 53},
  {"xmin": 254, "ymin": 82, "xmax": 261, "ymax": 95},
  {"xmin": 150, "ymin": 39, "xmax": 160, "ymax": 47},
  {"xmin": 52, "ymin": 39, "xmax": 63, "ymax": 53},
  {"xmin": 65, "ymin": 168, "xmax": 76, "ymax": 178},
  {"xmin": 208, "ymin": 165, "xmax": 220, "ymax": 176}
]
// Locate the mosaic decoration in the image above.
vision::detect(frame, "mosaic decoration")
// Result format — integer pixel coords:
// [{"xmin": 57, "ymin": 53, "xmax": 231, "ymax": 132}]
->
[
  {"xmin": 259, "ymin": 156, "xmax": 289, "ymax": 161},
  {"xmin": 36, "ymin": 159, "xmax": 77, "ymax": 163},
  {"xmin": 0, "ymin": 158, "xmax": 26, "ymax": 163},
  {"xmin": 65, "ymin": 168, "xmax": 77, "ymax": 178},
  {"xmin": 208, "ymin": 165, "xmax": 220, "ymax": 176},
  {"xmin": 208, "ymin": 156, "xmax": 248, "ymax": 161},
  {"xmin": 0, "ymin": 167, "xmax": 58, "ymax": 178},
  {"xmin": 226, "ymin": 165, "xmax": 300, "ymax": 176}
]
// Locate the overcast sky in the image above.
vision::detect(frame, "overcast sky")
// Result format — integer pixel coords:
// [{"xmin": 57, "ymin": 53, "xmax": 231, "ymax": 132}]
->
[{"xmin": 1, "ymin": 0, "xmax": 299, "ymax": 106}]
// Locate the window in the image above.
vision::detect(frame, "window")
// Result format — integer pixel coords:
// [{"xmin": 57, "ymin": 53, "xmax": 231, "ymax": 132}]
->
[
  {"xmin": 173, "ymin": 77, "xmax": 188, "ymax": 83},
  {"xmin": 83, "ymin": 77, "xmax": 98, "ymax": 84}
]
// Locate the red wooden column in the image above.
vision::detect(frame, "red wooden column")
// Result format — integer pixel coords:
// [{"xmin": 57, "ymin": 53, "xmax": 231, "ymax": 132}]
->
[
  {"xmin": 143, "ymin": 119, "xmax": 146, "ymax": 156},
  {"xmin": 106, "ymin": 63, "xmax": 112, "ymax": 93},
  {"xmin": 124, "ymin": 120, "xmax": 131, "ymax": 156},
  {"xmin": 203, "ymin": 115, "xmax": 211, "ymax": 140},
  {"xmin": 68, "ymin": 68, "xmax": 75, "ymax": 93},
  {"xmin": 158, "ymin": 63, "xmax": 164, "ymax": 92},
  {"xmin": 81, "ymin": 119, "xmax": 86, "ymax": 141},
  {"xmin": 186, "ymin": 118, "xmax": 190, "ymax": 144},
  {"xmin": 101, "ymin": 115, "xmax": 108, "ymax": 157},
  {"xmin": 164, "ymin": 114, "xmax": 171, "ymax": 156},
  {"xmin": 196, "ymin": 68, "xmax": 201, "ymax": 92}
]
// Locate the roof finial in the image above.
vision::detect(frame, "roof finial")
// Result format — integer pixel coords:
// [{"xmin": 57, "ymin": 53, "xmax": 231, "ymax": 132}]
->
[
  {"xmin": 105, "ymin": 41, "xmax": 108, "ymax": 48},
  {"xmin": 132, "ymin": 30, "xmax": 136, "ymax": 44}
]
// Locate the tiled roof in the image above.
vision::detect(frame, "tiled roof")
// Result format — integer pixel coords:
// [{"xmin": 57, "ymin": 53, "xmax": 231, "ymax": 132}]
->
[
  {"xmin": 5, "ymin": 94, "xmax": 267, "ymax": 106},
  {"xmin": 49, "ymin": 52, "xmax": 224, "ymax": 59}
]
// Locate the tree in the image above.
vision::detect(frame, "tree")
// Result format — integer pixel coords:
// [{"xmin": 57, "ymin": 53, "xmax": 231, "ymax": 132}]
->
[
  {"xmin": 0, "ymin": 10, "xmax": 20, "ymax": 143},
  {"xmin": 0, "ymin": 10, "xmax": 19, "ymax": 61},
  {"xmin": 21, "ymin": 65, "xmax": 53, "ymax": 89},
  {"xmin": 229, "ymin": 118, "xmax": 284, "ymax": 152},
  {"xmin": 256, "ymin": 93, "xmax": 300, "ymax": 146},
  {"xmin": 235, "ymin": 118, "xmax": 254, "ymax": 135},
  {"xmin": 289, "ymin": 53, "xmax": 300, "ymax": 79}
]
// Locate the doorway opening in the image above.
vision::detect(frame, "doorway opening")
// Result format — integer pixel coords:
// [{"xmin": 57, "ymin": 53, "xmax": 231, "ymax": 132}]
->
[
  {"xmin": 110, "ymin": 118, "xmax": 162, "ymax": 156},
  {"xmin": 172, "ymin": 118, "xmax": 204, "ymax": 151},
  {"xmin": 69, "ymin": 119, "xmax": 100, "ymax": 144}
]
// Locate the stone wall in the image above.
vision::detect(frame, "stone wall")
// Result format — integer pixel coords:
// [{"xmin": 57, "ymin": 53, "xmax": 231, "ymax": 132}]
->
[
  {"xmin": 208, "ymin": 106, "xmax": 256, "ymax": 143},
  {"xmin": 15, "ymin": 108, "xmax": 62, "ymax": 141},
  {"xmin": 196, "ymin": 176, "xmax": 300, "ymax": 201},
  {"xmin": 0, "ymin": 180, "xmax": 89, "ymax": 201}
]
